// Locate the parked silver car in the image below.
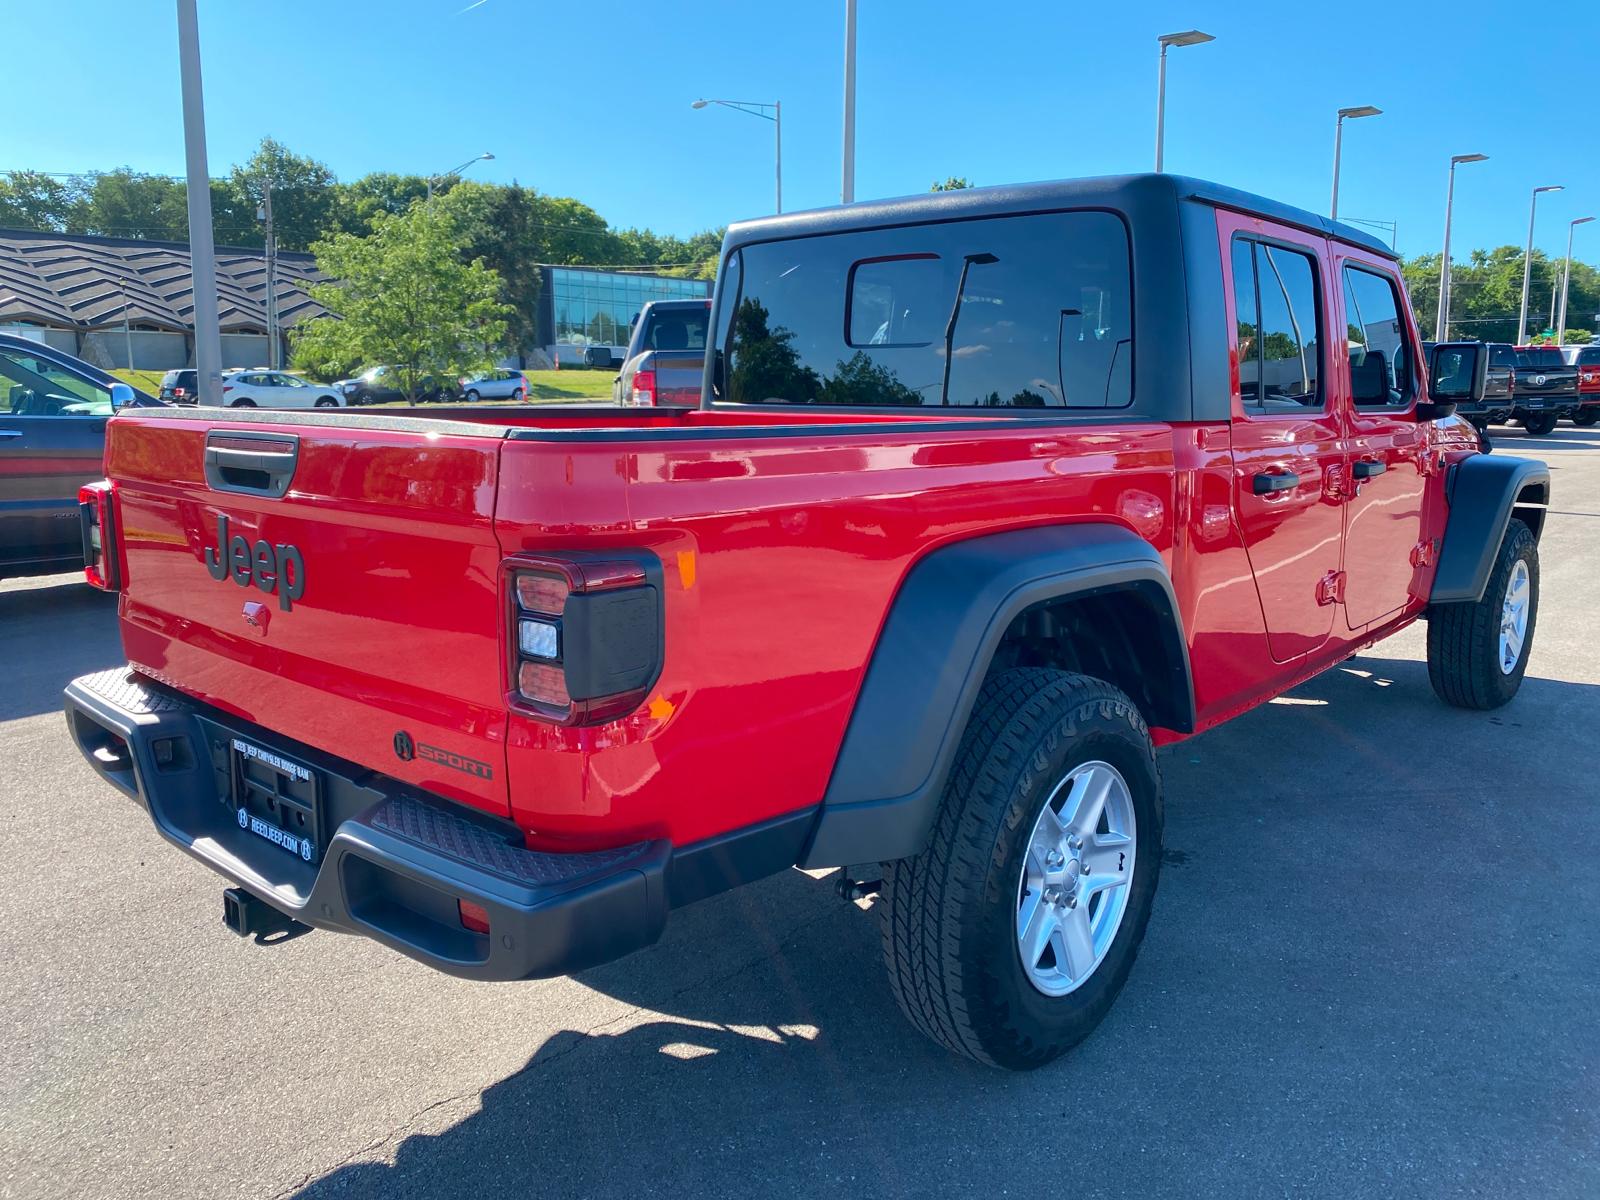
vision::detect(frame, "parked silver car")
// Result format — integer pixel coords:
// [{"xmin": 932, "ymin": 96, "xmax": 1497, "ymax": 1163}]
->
[{"xmin": 457, "ymin": 368, "xmax": 529, "ymax": 402}]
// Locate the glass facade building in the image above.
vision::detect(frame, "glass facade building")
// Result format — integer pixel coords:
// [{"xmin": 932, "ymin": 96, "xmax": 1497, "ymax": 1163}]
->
[{"xmin": 539, "ymin": 267, "xmax": 711, "ymax": 359}]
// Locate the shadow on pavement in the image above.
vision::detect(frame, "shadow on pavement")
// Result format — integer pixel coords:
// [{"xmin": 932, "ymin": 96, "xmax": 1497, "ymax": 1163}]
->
[
  {"xmin": 291, "ymin": 655, "xmax": 1600, "ymax": 1199},
  {"xmin": 0, "ymin": 575, "xmax": 121, "ymax": 720}
]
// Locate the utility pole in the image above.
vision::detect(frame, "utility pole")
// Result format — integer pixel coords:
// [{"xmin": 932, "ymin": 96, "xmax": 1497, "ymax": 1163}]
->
[
  {"xmin": 176, "ymin": 0, "xmax": 223, "ymax": 404},
  {"xmin": 841, "ymin": 0, "xmax": 856, "ymax": 204},
  {"xmin": 260, "ymin": 178, "xmax": 279, "ymax": 369}
]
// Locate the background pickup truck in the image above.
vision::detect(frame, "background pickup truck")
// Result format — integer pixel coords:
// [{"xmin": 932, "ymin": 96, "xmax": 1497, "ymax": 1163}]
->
[
  {"xmin": 0, "ymin": 333, "xmax": 158, "ymax": 581},
  {"xmin": 66, "ymin": 175, "xmax": 1548, "ymax": 1070},
  {"xmin": 611, "ymin": 298, "xmax": 712, "ymax": 405},
  {"xmin": 1559, "ymin": 343, "xmax": 1600, "ymax": 426},
  {"xmin": 1503, "ymin": 344, "xmax": 1579, "ymax": 434},
  {"xmin": 1438, "ymin": 340, "xmax": 1515, "ymax": 429}
]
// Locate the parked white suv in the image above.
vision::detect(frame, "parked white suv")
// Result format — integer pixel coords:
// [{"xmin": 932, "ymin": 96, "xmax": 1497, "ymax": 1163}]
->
[{"xmin": 214, "ymin": 369, "xmax": 345, "ymax": 409}]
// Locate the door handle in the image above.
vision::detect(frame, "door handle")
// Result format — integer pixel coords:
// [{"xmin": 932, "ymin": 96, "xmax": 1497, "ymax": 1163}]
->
[
  {"xmin": 1252, "ymin": 469, "xmax": 1301, "ymax": 494},
  {"xmin": 1352, "ymin": 459, "xmax": 1387, "ymax": 479}
]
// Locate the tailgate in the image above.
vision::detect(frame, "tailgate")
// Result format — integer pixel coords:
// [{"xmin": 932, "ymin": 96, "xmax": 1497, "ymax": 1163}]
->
[{"xmin": 106, "ymin": 413, "xmax": 512, "ymax": 817}]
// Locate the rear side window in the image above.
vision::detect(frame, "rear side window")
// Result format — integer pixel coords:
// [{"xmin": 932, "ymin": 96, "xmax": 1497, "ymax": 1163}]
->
[
  {"xmin": 1231, "ymin": 237, "xmax": 1322, "ymax": 411},
  {"xmin": 1342, "ymin": 265, "xmax": 1414, "ymax": 409},
  {"xmin": 718, "ymin": 211, "xmax": 1133, "ymax": 408}
]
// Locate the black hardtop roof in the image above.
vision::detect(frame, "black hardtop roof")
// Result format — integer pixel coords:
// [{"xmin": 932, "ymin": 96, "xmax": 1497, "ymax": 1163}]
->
[{"xmin": 724, "ymin": 173, "xmax": 1397, "ymax": 261}]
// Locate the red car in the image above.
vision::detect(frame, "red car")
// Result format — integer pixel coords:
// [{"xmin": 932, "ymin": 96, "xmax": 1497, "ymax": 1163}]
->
[
  {"xmin": 65, "ymin": 176, "xmax": 1547, "ymax": 1068},
  {"xmin": 1559, "ymin": 343, "xmax": 1600, "ymax": 426}
]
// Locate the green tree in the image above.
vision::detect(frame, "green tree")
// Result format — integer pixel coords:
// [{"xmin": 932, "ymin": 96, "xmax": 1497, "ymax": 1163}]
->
[
  {"xmin": 220, "ymin": 138, "xmax": 338, "ymax": 251},
  {"xmin": 931, "ymin": 176, "xmax": 973, "ymax": 191},
  {"xmin": 71, "ymin": 169, "xmax": 188, "ymax": 239},
  {"xmin": 291, "ymin": 201, "xmax": 509, "ymax": 399},
  {"xmin": 0, "ymin": 171, "xmax": 84, "ymax": 231}
]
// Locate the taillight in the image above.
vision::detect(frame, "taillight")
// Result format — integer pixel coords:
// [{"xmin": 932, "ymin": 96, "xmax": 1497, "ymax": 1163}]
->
[
  {"xmin": 505, "ymin": 554, "xmax": 663, "ymax": 725},
  {"xmin": 174, "ymin": 387, "xmax": 186, "ymax": 397},
  {"xmin": 78, "ymin": 481, "xmax": 120, "ymax": 590},
  {"xmin": 631, "ymin": 369, "xmax": 657, "ymax": 406},
  {"xmin": 222, "ymin": 385, "xmax": 233, "ymax": 393}
]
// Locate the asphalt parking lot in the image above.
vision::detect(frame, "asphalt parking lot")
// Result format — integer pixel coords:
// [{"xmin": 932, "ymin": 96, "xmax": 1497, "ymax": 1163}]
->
[{"xmin": 3, "ymin": 429, "xmax": 1597, "ymax": 1200}]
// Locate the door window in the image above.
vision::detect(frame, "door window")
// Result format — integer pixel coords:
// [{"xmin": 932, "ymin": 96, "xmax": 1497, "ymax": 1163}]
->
[
  {"xmin": 1231, "ymin": 237, "xmax": 1322, "ymax": 412},
  {"xmin": 1342, "ymin": 266, "xmax": 1414, "ymax": 409},
  {"xmin": 0, "ymin": 348, "xmax": 113, "ymax": 415}
]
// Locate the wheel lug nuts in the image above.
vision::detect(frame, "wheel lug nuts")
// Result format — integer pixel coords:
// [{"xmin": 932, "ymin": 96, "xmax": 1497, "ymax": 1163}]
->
[
  {"xmin": 1045, "ymin": 850, "xmax": 1064, "ymax": 869},
  {"xmin": 1068, "ymin": 835, "xmax": 1083, "ymax": 852}
]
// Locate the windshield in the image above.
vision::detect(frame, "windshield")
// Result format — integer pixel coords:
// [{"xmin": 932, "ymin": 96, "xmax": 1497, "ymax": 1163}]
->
[{"xmin": 0, "ymin": 348, "xmax": 113, "ymax": 415}]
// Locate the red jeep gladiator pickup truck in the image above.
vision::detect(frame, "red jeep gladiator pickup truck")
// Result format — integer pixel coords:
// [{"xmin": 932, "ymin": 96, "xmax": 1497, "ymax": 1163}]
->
[{"xmin": 66, "ymin": 176, "xmax": 1548, "ymax": 1069}]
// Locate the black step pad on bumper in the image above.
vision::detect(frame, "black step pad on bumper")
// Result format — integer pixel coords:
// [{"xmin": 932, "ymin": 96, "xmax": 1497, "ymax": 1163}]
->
[{"xmin": 64, "ymin": 668, "xmax": 669, "ymax": 980}]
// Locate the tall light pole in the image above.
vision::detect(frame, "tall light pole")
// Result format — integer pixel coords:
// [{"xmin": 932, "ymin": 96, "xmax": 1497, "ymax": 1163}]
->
[
  {"xmin": 1154, "ymin": 30, "xmax": 1214, "ymax": 172},
  {"xmin": 1558, "ymin": 215, "xmax": 1595, "ymax": 346},
  {"xmin": 1518, "ymin": 184, "xmax": 1564, "ymax": 345},
  {"xmin": 176, "ymin": 0, "xmax": 223, "ymax": 406},
  {"xmin": 1435, "ymin": 152, "xmax": 1488, "ymax": 342},
  {"xmin": 693, "ymin": 99, "xmax": 782, "ymax": 213},
  {"xmin": 1330, "ymin": 105, "xmax": 1381, "ymax": 222},
  {"xmin": 842, "ymin": 0, "xmax": 856, "ymax": 203},
  {"xmin": 257, "ymin": 179, "xmax": 278, "ymax": 368},
  {"xmin": 427, "ymin": 152, "xmax": 494, "ymax": 201}
]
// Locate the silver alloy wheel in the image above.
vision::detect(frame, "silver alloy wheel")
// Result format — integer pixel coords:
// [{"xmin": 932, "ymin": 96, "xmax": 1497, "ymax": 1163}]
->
[
  {"xmin": 1499, "ymin": 558, "xmax": 1531, "ymax": 675},
  {"xmin": 1015, "ymin": 760, "xmax": 1137, "ymax": 997}
]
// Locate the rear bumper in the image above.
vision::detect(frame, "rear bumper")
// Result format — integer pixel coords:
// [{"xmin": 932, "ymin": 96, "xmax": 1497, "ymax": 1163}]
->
[{"xmin": 63, "ymin": 668, "xmax": 670, "ymax": 981}]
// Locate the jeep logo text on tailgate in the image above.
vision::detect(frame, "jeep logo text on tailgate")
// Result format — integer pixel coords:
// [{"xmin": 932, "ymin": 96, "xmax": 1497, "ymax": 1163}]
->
[{"xmin": 205, "ymin": 514, "xmax": 306, "ymax": 610}]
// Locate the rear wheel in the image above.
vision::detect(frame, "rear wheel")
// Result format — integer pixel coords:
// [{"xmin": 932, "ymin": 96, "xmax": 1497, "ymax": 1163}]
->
[
  {"xmin": 879, "ymin": 669, "xmax": 1162, "ymax": 1069},
  {"xmin": 1522, "ymin": 412, "xmax": 1557, "ymax": 435},
  {"xmin": 465, "ymin": 389, "xmax": 480, "ymax": 403},
  {"xmin": 230, "ymin": 398, "xmax": 256, "ymax": 408},
  {"xmin": 512, "ymin": 387, "xmax": 525, "ymax": 402},
  {"xmin": 314, "ymin": 397, "xmax": 338, "ymax": 408},
  {"xmin": 1575, "ymin": 409, "xmax": 1599, "ymax": 427},
  {"xmin": 1427, "ymin": 518, "xmax": 1538, "ymax": 709}
]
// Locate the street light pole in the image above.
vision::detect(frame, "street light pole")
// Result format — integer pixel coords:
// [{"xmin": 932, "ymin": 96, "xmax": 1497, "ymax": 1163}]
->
[
  {"xmin": 1518, "ymin": 185, "xmax": 1564, "ymax": 345},
  {"xmin": 1558, "ymin": 216, "xmax": 1595, "ymax": 346},
  {"xmin": 176, "ymin": 0, "xmax": 223, "ymax": 407},
  {"xmin": 427, "ymin": 152, "xmax": 494, "ymax": 202},
  {"xmin": 259, "ymin": 178, "xmax": 278, "ymax": 369},
  {"xmin": 691, "ymin": 99, "xmax": 782, "ymax": 212},
  {"xmin": 1436, "ymin": 153, "xmax": 1488, "ymax": 342},
  {"xmin": 842, "ymin": 0, "xmax": 856, "ymax": 203},
  {"xmin": 1330, "ymin": 105, "xmax": 1381, "ymax": 222},
  {"xmin": 1154, "ymin": 30, "xmax": 1214, "ymax": 172}
]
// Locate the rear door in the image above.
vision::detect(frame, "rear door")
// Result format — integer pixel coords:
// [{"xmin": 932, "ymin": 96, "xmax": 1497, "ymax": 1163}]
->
[
  {"xmin": 108, "ymin": 414, "xmax": 513, "ymax": 816},
  {"xmin": 1222, "ymin": 213, "xmax": 1347, "ymax": 663},
  {"xmin": 0, "ymin": 345, "xmax": 111, "ymax": 571},
  {"xmin": 1334, "ymin": 255, "xmax": 1430, "ymax": 629}
]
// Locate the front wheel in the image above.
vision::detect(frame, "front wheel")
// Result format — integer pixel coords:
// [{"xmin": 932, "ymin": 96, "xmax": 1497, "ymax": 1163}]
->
[
  {"xmin": 1427, "ymin": 518, "xmax": 1538, "ymax": 709},
  {"xmin": 314, "ymin": 397, "xmax": 338, "ymax": 408},
  {"xmin": 230, "ymin": 398, "xmax": 256, "ymax": 408},
  {"xmin": 879, "ymin": 669, "xmax": 1162, "ymax": 1069},
  {"xmin": 465, "ymin": 389, "xmax": 480, "ymax": 403}
]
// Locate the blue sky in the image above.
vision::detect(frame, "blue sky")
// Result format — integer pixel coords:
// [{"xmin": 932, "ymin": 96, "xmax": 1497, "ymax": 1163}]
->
[{"xmin": 8, "ymin": 0, "xmax": 1599, "ymax": 265}]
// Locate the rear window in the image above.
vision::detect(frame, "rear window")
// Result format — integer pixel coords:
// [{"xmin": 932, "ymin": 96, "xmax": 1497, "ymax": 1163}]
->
[
  {"xmin": 716, "ymin": 211, "xmax": 1133, "ymax": 409},
  {"xmin": 1490, "ymin": 345, "xmax": 1517, "ymax": 368},
  {"xmin": 1517, "ymin": 348, "xmax": 1566, "ymax": 369},
  {"xmin": 646, "ymin": 308, "xmax": 708, "ymax": 353},
  {"xmin": 1577, "ymin": 347, "xmax": 1600, "ymax": 365}
]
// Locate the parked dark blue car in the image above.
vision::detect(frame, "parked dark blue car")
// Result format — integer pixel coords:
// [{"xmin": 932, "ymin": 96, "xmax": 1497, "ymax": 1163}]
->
[{"xmin": 0, "ymin": 334, "xmax": 161, "ymax": 581}]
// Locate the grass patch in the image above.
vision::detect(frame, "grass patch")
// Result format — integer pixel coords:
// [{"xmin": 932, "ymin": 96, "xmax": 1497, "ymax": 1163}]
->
[{"xmin": 112, "ymin": 369, "xmax": 167, "ymax": 395}]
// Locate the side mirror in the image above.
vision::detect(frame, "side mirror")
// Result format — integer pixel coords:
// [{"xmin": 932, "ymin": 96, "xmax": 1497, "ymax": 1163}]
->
[
  {"xmin": 109, "ymin": 382, "xmax": 136, "ymax": 411},
  {"xmin": 1420, "ymin": 342, "xmax": 1486, "ymax": 419}
]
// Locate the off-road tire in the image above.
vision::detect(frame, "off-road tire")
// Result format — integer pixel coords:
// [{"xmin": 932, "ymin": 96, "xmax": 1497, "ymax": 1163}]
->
[
  {"xmin": 1427, "ymin": 518, "xmax": 1538, "ymax": 709},
  {"xmin": 879, "ymin": 669, "xmax": 1162, "ymax": 1069}
]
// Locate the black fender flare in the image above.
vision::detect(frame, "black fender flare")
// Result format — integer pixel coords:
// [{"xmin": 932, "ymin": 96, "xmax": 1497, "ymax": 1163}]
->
[
  {"xmin": 1430, "ymin": 454, "xmax": 1550, "ymax": 605},
  {"xmin": 799, "ymin": 523, "xmax": 1193, "ymax": 869}
]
